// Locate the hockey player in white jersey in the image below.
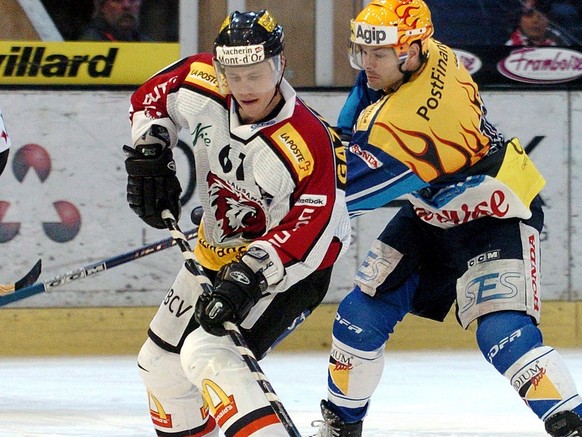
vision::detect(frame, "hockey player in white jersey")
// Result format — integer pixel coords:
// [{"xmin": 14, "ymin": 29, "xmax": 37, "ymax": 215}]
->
[
  {"xmin": 123, "ymin": 9, "xmax": 350, "ymax": 437},
  {"xmin": 313, "ymin": 1, "xmax": 582, "ymax": 436}
]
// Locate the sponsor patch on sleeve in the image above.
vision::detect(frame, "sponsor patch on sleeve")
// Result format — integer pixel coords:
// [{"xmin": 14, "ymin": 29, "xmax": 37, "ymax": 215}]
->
[
  {"xmin": 349, "ymin": 143, "xmax": 383, "ymax": 169},
  {"xmin": 185, "ymin": 61, "xmax": 219, "ymax": 92},
  {"xmin": 271, "ymin": 123, "xmax": 314, "ymax": 181}
]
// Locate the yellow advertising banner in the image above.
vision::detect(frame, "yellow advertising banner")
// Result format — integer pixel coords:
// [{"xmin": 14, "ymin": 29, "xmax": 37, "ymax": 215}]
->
[{"xmin": 0, "ymin": 41, "xmax": 181, "ymax": 86}]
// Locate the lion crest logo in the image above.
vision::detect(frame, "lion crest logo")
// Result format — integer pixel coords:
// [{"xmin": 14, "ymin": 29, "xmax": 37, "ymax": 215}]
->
[{"xmin": 207, "ymin": 173, "xmax": 266, "ymax": 241}]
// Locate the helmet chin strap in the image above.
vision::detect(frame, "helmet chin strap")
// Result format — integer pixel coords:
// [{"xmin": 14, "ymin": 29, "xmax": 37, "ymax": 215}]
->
[
  {"xmin": 398, "ymin": 62, "xmax": 414, "ymax": 85},
  {"xmin": 398, "ymin": 43, "xmax": 428, "ymax": 84},
  {"xmin": 265, "ymin": 61, "xmax": 286, "ymax": 108},
  {"xmin": 380, "ymin": 55, "xmax": 413, "ymax": 92}
]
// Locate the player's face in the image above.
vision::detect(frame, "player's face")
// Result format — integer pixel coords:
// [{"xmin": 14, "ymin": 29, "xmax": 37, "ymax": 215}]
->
[
  {"xmin": 359, "ymin": 45, "xmax": 404, "ymax": 91},
  {"xmin": 224, "ymin": 61, "xmax": 280, "ymax": 123}
]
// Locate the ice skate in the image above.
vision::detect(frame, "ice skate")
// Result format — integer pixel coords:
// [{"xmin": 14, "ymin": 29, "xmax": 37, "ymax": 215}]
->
[
  {"xmin": 310, "ymin": 400, "xmax": 363, "ymax": 437},
  {"xmin": 545, "ymin": 411, "xmax": 582, "ymax": 436}
]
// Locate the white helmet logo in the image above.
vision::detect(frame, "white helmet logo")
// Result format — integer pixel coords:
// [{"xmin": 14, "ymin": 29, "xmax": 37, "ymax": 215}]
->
[
  {"xmin": 216, "ymin": 44, "xmax": 265, "ymax": 66},
  {"xmin": 352, "ymin": 23, "xmax": 397, "ymax": 46}
]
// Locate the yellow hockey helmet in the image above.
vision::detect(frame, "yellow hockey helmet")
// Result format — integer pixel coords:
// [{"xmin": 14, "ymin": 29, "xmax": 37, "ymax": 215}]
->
[{"xmin": 350, "ymin": 0, "xmax": 434, "ymax": 68}]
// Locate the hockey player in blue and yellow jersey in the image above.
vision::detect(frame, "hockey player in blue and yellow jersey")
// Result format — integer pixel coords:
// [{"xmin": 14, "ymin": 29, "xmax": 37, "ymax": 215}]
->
[{"xmin": 313, "ymin": 1, "xmax": 582, "ymax": 436}]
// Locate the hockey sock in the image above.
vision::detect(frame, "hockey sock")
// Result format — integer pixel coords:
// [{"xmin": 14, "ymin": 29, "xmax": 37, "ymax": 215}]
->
[
  {"xmin": 476, "ymin": 311, "xmax": 543, "ymax": 374},
  {"xmin": 477, "ymin": 311, "xmax": 582, "ymax": 420},
  {"xmin": 504, "ymin": 345, "xmax": 582, "ymax": 421},
  {"xmin": 332, "ymin": 279, "xmax": 416, "ymax": 348},
  {"xmin": 327, "ymin": 337, "xmax": 384, "ymax": 423},
  {"xmin": 326, "ymin": 279, "xmax": 416, "ymax": 423}
]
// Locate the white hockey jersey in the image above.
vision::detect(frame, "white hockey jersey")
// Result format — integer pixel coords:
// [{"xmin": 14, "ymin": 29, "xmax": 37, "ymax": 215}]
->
[{"xmin": 130, "ymin": 53, "xmax": 350, "ymax": 291}]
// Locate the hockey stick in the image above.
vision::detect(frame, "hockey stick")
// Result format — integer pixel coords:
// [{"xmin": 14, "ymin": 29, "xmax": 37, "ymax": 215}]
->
[
  {"xmin": 0, "ymin": 259, "xmax": 42, "ymax": 296},
  {"xmin": 161, "ymin": 209, "xmax": 301, "ymax": 437},
  {"xmin": 0, "ymin": 228, "xmax": 198, "ymax": 307}
]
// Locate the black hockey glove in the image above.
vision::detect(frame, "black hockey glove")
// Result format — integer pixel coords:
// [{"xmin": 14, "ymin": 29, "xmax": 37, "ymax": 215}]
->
[
  {"xmin": 194, "ymin": 261, "xmax": 267, "ymax": 336},
  {"xmin": 123, "ymin": 144, "xmax": 181, "ymax": 229}
]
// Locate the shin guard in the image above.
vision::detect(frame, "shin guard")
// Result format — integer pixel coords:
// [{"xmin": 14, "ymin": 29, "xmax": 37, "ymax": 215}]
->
[{"xmin": 138, "ymin": 338, "xmax": 218, "ymax": 436}]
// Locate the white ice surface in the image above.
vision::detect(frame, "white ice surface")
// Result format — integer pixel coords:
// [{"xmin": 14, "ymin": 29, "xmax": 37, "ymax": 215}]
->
[{"xmin": 1, "ymin": 349, "xmax": 581, "ymax": 436}]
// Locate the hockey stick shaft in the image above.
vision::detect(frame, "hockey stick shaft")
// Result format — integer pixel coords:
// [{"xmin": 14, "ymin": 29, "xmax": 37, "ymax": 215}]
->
[
  {"xmin": 0, "ymin": 228, "xmax": 198, "ymax": 307},
  {"xmin": 161, "ymin": 210, "xmax": 301, "ymax": 437}
]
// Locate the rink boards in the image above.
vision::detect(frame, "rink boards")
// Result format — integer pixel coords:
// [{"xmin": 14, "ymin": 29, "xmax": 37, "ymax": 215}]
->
[
  {"xmin": 0, "ymin": 89, "xmax": 581, "ymax": 354},
  {"xmin": 0, "ymin": 301, "xmax": 580, "ymax": 356}
]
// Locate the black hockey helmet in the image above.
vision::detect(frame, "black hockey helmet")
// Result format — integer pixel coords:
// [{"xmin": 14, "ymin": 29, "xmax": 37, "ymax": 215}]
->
[
  {"xmin": 213, "ymin": 10, "xmax": 286, "ymax": 94},
  {"xmin": 213, "ymin": 10, "xmax": 284, "ymax": 66}
]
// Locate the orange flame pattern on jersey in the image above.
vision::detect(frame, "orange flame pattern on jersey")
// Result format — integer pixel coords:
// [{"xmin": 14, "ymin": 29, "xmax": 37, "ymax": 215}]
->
[{"xmin": 375, "ymin": 75, "xmax": 490, "ymax": 182}]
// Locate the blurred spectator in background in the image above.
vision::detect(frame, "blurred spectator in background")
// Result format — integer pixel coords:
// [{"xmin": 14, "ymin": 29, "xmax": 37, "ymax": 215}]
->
[
  {"xmin": 80, "ymin": 0, "xmax": 153, "ymax": 42},
  {"xmin": 506, "ymin": 0, "xmax": 569, "ymax": 46}
]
